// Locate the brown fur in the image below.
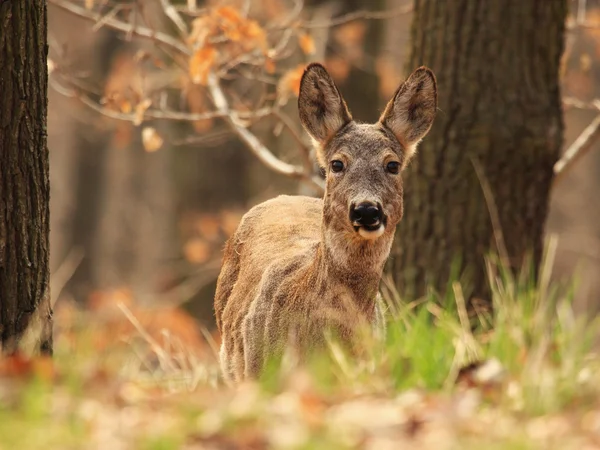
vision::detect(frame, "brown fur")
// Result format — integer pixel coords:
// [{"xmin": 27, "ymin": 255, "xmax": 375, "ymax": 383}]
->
[{"xmin": 215, "ymin": 63, "xmax": 437, "ymax": 382}]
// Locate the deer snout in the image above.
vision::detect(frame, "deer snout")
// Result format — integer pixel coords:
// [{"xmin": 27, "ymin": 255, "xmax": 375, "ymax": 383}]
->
[{"xmin": 350, "ymin": 202, "xmax": 383, "ymax": 228}]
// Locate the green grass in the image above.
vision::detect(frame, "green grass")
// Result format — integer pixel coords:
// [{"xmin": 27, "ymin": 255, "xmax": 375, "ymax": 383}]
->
[{"xmin": 1, "ymin": 251, "xmax": 599, "ymax": 449}]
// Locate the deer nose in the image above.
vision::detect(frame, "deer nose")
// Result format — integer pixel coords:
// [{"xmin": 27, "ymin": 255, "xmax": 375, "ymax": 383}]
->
[{"xmin": 350, "ymin": 202, "xmax": 383, "ymax": 227}]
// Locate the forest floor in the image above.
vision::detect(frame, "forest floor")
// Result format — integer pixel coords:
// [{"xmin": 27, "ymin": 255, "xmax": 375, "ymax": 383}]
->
[{"xmin": 2, "ymin": 262, "xmax": 600, "ymax": 450}]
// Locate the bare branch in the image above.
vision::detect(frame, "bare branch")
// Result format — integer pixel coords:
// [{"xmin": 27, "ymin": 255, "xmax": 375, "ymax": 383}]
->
[
  {"xmin": 271, "ymin": 109, "xmax": 313, "ymax": 171},
  {"xmin": 49, "ymin": 0, "xmax": 191, "ymax": 56},
  {"xmin": 298, "ymin": 3, "xmax": 412, "ymax": 29},
  {"xmin": 49, "ymin": 76, "xmax": 273, "ymax": 124},
  {"xmin": 554, "ymin": 114, "xmax": 600, "ymax": 183},
  {"xmin": 206, "ymin": 72, "xmax": 323, "ymax": 190},
  {"xmin": 563, "ymin": 96, "xmax": 600, "ymax": 110},
  {"xmin": 158, "ymin": 0, "xmax": 189, "ymax": 38}
]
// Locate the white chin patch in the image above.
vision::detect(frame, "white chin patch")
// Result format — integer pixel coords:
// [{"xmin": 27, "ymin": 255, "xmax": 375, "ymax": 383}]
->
[{"xmin": 358, "ymin": 224, "xmax": 385, "ymax": 240}]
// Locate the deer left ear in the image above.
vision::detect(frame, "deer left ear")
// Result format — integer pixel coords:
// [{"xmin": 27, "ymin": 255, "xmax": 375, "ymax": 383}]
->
[
  {"xmin": 379, "ymin": 67, "xmax": 437, "ymax": 167},
  {"xmin": 298, "ymin": 63, "xmax": 352, "ymax": 165}
]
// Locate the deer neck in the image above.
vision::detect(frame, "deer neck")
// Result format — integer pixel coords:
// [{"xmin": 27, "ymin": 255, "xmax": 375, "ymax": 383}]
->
[{"xmin": 317, "ymin": 218, "xmax": 395, "ymax": 312}]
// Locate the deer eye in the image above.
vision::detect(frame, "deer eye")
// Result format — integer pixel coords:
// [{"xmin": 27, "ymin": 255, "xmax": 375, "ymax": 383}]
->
[
  {"xmin": 331, "ymin": 160, "xmax": 344, "ymax": 173},
  {"xmin": 386, "ymin": 161, "xmax": 400, "ymax": 174}
]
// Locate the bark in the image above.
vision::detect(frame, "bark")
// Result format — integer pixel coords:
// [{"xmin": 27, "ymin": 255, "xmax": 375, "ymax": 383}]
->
[
  {"xmin": 0, "ymin": 1, "xmax": 52, "ymax": 354},
  {"xmin": 391, "ymin": 0, "xmax": 567, "ymax": 305}
]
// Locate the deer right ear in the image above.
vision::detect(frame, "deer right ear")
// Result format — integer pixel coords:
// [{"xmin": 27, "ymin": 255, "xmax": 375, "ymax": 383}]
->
[
  {"xmin": 379, "ymin": 67, "xmax": 437, "ymax": 167},
  {"xmin": 298, "ymin": 63, "xmax": 352, "ymax": 162}
]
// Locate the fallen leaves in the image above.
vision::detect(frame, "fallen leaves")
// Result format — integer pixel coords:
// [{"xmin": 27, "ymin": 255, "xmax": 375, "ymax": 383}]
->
[{"xmin": 0, "ymin": 352, "xmax": 55, "ymax": 382}]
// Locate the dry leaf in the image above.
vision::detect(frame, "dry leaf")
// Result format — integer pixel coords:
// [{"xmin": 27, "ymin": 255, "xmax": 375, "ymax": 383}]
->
[
  {"xmin": 277, "ymin": 64, "xmax": 305, "ymax": 104},
  {"xmin": 189, "ymin": 46, "xmax": 216, "ymax": 85},
  {"xmin": 333, "ymin": 22, "xmax": 367, "ymax": 48},
  {"xmin": 196, "ymin": 215, "xmax": 221, "ymax": 241},
  {"xmin": 375, "ymin": 57, "xmax": 401, "ymax": 98},
  {"xmin": 215, "ymin": 6, "xmax": 244, "ymax": 25},
  {"xmin": 119, "ymin": 100, "xmax": 133, "ymax": 114},
  {"xmin": 220, "ymin": 210, "xmax": 243, "ymax": 236},
  {"xmin": 324, "ymin": 57, "xmax": 351, "ymax": 83},
  {"xmin": 142, "ymin": 127, "xmax": 164, "ymax": 152},
  {"xmin": 112, "ymin": 122, "xmax": 133, "ymax": 149},
  {"xmin": 185, "ymin": 83, "xmax": 214, "ymax": 133},
  {"xmin": 188, "ymin": 16, "xmax": 212, "ymax": 49},
  {"xmin": 298, "ymin": 32, "xmax": 316, "ymax": 55},
  {"xmin": 184, "ymin": 238, "xmax": 211, "ymax": 264},
  {"xmin": 265, "ymin": 58, "xmax": 276, "ymax": 74},
  {"xmin": 134, "ymin": 99, "xmax": 152, "ymax": 126}
]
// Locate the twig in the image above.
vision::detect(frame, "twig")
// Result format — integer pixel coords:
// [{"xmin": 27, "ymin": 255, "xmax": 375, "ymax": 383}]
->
[
  {"xmin": 206, "ymin": 73, "xmax": 302, "ymax": 178},
  {"xmin": 299, "ymin": 3, "xmax": 412, "ymax": 29},
  {"xmin": 206, "ymin": 72, "xmax": 323, "ymax": 190},
  {"xmin": 562, "ymin": 96, "xmax": 600, "ymax": 110},
  {"xmin": 49, "ymin": 0, "xmax": 191, "ymax": 56},
  {"xmin": 50, "ymin": 247, "xmax": 85, "ymax": 307},
  {"xmin": 577, "ymin": 0, "xmax": 587, "ymax": 25},
  {"xmin": 271, "ymin": 109, "xmax": 313, "ymax": 170},
  {"xmin": 470, "ymin": 157, "xmax": 510, "ymax": 268},
  {"xmin": 554, "ymin": 114, "xmax": 600, "ymax": 183},
  {"xmin": 50, "ymin": 77, "xmax": 273, "ymax": 124},
  {"xmin": 158, "ymin": 0, "xmax": 188, "ymax": 38}
]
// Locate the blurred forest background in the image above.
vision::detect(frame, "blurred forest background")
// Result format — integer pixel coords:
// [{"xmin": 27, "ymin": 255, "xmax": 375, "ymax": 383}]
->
[{"xmin": 46, "ymin": 0, "xmax": 599, "ymax": 337}]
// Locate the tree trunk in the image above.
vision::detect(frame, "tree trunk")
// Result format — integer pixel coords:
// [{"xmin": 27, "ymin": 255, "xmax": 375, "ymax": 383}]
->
[
  {"xmin": 391, "ymin": 0, "xmax": 567, "ymax": 305},
  {"xmin": 0, "ymin": 1, "xmax": 52, "ymax": 354}
]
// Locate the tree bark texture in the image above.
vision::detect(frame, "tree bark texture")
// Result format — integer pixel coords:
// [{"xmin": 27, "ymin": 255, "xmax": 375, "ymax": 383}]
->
[
  {"xmin": 0, "ymin": 1, "xmax": 52, "ymax": 354},
  {"xmin": 391, "ymin": 0, "xmax": 567, "ymax": 304}
]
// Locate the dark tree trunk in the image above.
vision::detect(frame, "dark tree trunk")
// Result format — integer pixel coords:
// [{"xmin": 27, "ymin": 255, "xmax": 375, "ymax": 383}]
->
[
  {"xmin": 0, "ymin": 1, "xmax": 52, "ymax": 354},
  {"xmin": 391, "ymin": 0, "xmax": 567, "ymax": 305}
]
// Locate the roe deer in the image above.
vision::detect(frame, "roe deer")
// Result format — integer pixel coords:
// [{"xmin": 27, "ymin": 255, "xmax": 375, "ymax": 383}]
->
[{"xmin": 214, "ymin": 63, "xmax": 437, "ymax": 382}]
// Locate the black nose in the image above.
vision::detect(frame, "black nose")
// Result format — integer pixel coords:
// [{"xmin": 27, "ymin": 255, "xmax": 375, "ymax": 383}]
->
[{"xmin": 350, "ymin": 202, "xmax": 383, "ymax": 227}]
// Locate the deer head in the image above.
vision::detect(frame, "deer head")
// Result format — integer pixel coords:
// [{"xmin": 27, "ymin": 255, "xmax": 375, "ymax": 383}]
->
[{"xmin": 298, "ymin": 63, "xmax": 437, "ymax": 241}]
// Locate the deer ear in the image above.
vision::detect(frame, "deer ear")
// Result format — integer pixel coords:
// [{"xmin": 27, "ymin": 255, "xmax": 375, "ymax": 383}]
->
[
  {"xmin": 379, "ymin": 67, "xmax": 437, "ymax": 166},
  {"xmin": 298, "ymin": 63, "xmax": 352, "ymax": 159}
]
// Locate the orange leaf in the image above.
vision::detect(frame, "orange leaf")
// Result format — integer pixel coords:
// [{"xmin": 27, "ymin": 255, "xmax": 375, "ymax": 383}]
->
[
  {"xmin": 120, "ymin": 100, "xmax": 132, "ymax": 114},
  {"xmin": 196, "ymin": 214, "xmax": 221, "ymax": 241},
  {"xmin": 221, "ymin": 210, "xmax": 243, "ymax": 236},
  {"xmin": 265, "ymin": 58, "xmax": 276, "ymax": 74},
  {"xmin": 141, "ymin": 127, "xmax": 164, "ymax": 152},
  {"xmin": 324, "ymin": 56, "xmax": 351, "ymax": 83},
  {"xmin": 189, "ymin": 46, "xmax": 216, "ymax": 85},
  {"xmin": 134, "ymin": 99, "xmax": 152, "ymax": 126},
  {"xmin": 298, "ymin": 32, "xmax": 316, "ymax": 55},
  {"xmin": 183, "ymin": 238, "xmax": 211, "ymax": 264},
  {"xmin": 215, "ymin": 6, "xmax": 243, "ymax": 25},
  {"xmin": 277, "ymin": 64, "xmax": 305, "ymax": 102}
]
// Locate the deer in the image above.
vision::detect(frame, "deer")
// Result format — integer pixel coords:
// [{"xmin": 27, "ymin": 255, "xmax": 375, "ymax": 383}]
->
[{"xmin": 214, "ymin": 63, "xmax": 437, "ymax": 383}]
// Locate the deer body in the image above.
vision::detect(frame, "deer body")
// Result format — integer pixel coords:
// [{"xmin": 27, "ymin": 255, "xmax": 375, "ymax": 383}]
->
[{"xmin": 215, "ymin": 64, "xmax": 437, "ymax": 382}]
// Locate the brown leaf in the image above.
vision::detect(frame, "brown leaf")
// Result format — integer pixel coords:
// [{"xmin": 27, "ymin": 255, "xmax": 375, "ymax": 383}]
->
[
  {"xmin": 324, "ymin": 57, "xmax": 351, "ymax": 83},
  {"xmin": 298, "ymin": 32, "xmax": 316, "ymax": 55},
  {"xmin": 189, "ymin": 46, "xmax": 216, "ymax": 85},
  {"xmin": 184, "ymin": 83, "xmax": 214, "ymax": 133},
  {"xmin": 265, "ymin": 58, "xmax": 276, "ymax": 74},
  {"xmin": 277, "ymin": 64, "xmax": 305, "ymax": 103},
  {"xmin": 196, "ymin": 215, "xmax": 221, "ymax": 241},
  {"xmin": 134, "ymin": 99, "xmax": 152, "ymax": 126},
  {"xmin": 220, "ymin": 210, "xmax": 243, "ymax": 236},
  {"xmin": 183, "ymin": 238, "xmax": 211, "ymax": 264},
  {"xmin": 142, "ymin": 127, "xmax": 164, "ymax": 152}
]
